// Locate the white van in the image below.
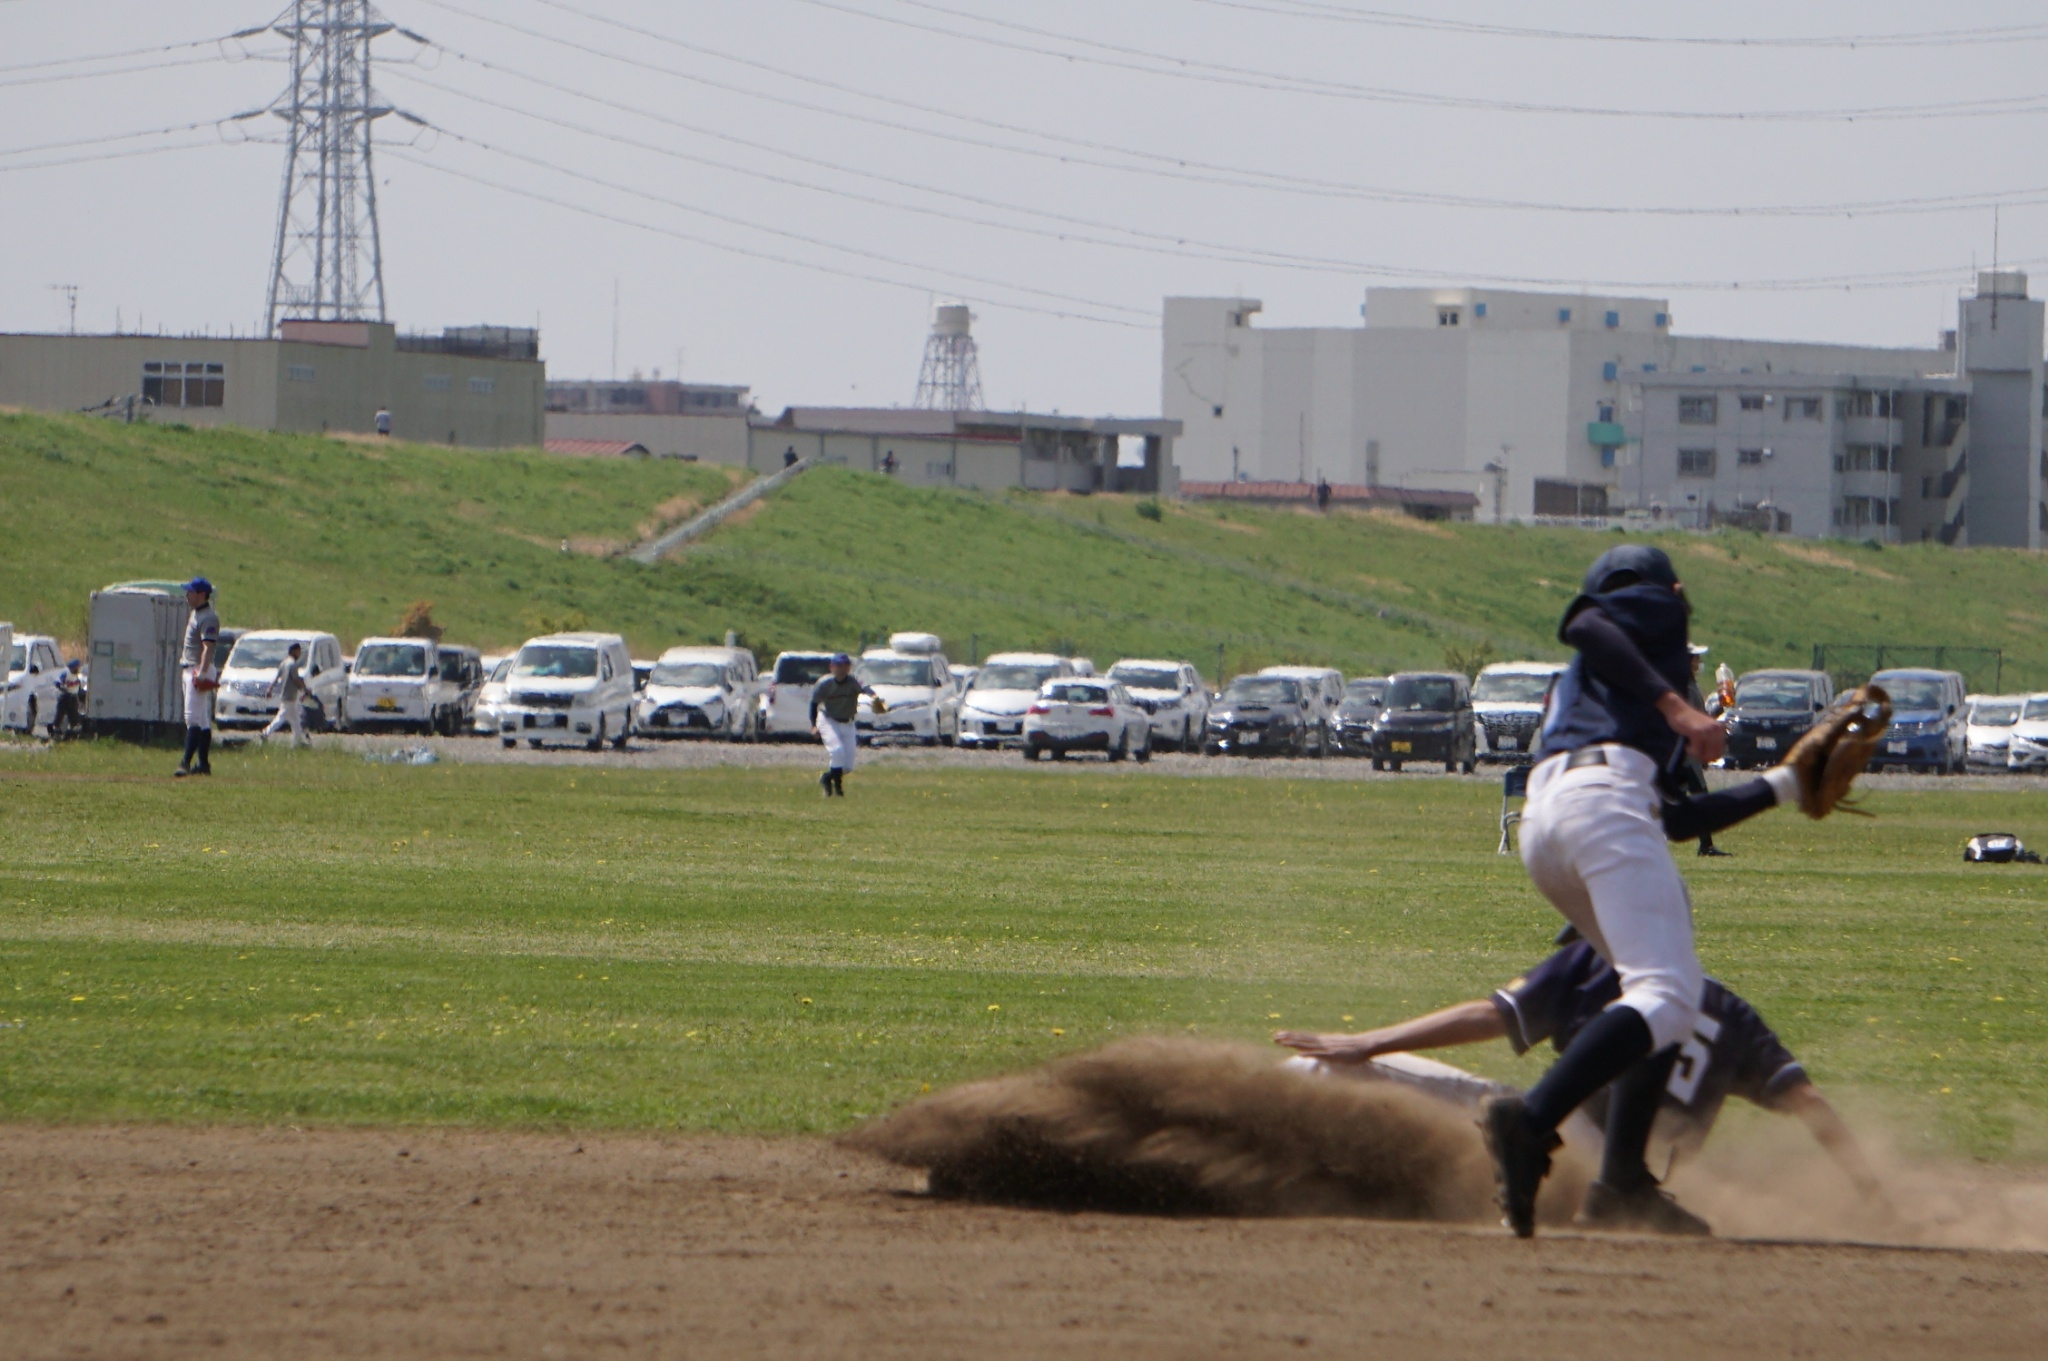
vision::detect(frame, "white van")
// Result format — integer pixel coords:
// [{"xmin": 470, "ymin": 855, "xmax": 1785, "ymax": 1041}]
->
[
  {"xmin": 636, "ymin": 645, "xmax": 761, "ymax": 740},
  {"xmin": 498, "ymin": 632, "xmax": 635, "ymax": 750},
  {"xmin": 1471, "ymin": 660, "xmax": 1567, "ymax": 761},
  {"xmin": 760, "ymin": 651, "xmax": 838, "ymax": 740},
  {"xmin": 957, "ymin": 652, "xmax": 1077, "ymax": 749},
  {"xmin": 1258, "ymin": 665, "xmax": 1345, "ymax": 757},
  {"xmin": 216, "ymin": 630, "xmax": 347, "ymax": 731},
  {"xmin": 345, "ymin": 637, "xmax": 469, "ymax": 735},
  {"xmin": 857, "ymin": 634, "xmax": 959, "ymax": 746},
  {"xmin": 473, "ymin": 654, "xmax": 515, "ymax": 735}
]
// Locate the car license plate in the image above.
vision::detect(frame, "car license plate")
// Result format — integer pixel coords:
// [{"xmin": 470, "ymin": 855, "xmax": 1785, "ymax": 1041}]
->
[
  {"xmin": 1755, "ymin": 737, "xmax": 1777, "ymax": 750},
  {"xmin": 374, "ymin": 698, "xmax": 398, "ymax": 711},
  {"xmin": 1887, "ymin": 740, "xmax": 1908, "ymax": 754},
  {"xmin": 1390, "ymin": 740, "xmax": 1412, "ymax": 753}
]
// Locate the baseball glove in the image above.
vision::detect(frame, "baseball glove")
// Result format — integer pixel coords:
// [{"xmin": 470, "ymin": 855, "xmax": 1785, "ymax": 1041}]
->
[
  {"xmin": 870, "ymin": 694, "xmax": 888, "ymax": 715},
  {"xmin": 1778, "ymin": 684, "xmax": 1891, "ymax": 819}
]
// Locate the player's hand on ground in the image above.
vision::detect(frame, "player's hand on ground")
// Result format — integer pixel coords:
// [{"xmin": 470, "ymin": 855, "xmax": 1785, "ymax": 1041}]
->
[
  {"xmin": 1272, "ymin": 1030, "xmax": 1378, "ymax": 1063},
  {"xmin": 1657, "ymin": 692, "xmax": 1726, "ymax": 764}
]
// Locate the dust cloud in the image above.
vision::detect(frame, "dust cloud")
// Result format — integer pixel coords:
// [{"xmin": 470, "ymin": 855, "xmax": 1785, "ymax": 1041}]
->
[{"xmin": 846, "ymin": 1037, "xmax": 1590, "ymax": 1224}]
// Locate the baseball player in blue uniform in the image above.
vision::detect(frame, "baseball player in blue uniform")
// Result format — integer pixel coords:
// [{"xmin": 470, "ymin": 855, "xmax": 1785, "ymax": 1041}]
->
[
  {"xmin": 1276, "ymin": 933, "xmax": 1884, "ymax": 1214},
  {"xmin": 1476, "ymin": 544, "xmax": 1816, "ymax": 1237}
]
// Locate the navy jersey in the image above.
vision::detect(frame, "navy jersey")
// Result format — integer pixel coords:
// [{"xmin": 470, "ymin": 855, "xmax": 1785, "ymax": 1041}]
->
[
  {"xmin": 1490, "ymin": 942, "xmax": 1806, "ymax": 1146},
  {"xmin": 1536, "ymin": 584, "xmax": 1694, "ymax": 769}
]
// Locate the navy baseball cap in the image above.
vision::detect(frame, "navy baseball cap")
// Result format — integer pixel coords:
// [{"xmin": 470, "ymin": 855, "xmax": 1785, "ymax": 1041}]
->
[
  {"xmin": 183, "ymin": 576, "xmax": 213, "ymax": 595},
  {"xmin": 1580, "ymin": 544, "xmax": 1678, "ymax": 596},
  {"xmin": 831, "ymin": 652, "xmax": 851, "ymax": 664}
]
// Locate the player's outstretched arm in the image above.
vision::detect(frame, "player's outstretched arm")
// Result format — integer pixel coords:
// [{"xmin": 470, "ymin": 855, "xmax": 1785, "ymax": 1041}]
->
[
  {"xmin": 1275, "ymin": 999, "xmax": 1505, "ymax": 1064},
  {"xmin": 1775, "ymin": 1081, "xmax": 1890, "ymax": 1209}
]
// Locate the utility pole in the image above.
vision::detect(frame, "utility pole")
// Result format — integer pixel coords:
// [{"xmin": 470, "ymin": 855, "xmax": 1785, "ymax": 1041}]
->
[
  {"xmin": 261, "ymin": 2, "xmax": 422, "ymax": 334},
  {"xmin": 49, "ymin": 284, "xmax": 78, "ymax": 335},
  {"xmin": 611, "ymin": 278, "xmax": 620, "ymax": 381}
]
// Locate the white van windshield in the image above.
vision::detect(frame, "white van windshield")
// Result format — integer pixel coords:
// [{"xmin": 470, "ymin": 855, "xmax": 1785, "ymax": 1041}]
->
[
  {"xmin": 1971, "ymin": 701, "xmax": 2020, "ymax": 727},
  {"xmin": 514, "ymin": 645, "xmax": 598, "ymax": 680},
  {"xmin": 356, "ymin": 643, "xmax": 429, "ymax": 678},
  {"xmin": 974, "ymin": 664, "xmax": 1058, "ymax": 692},
  {"xmin": 228, "ymin": 637, "xmax": 300, "ymax": 669},
  {"xmin": 1474, "ymin": 672, "xmax": 1553, "ymax": 704},
  {"xmin": 860, "ymin": 659, "xmax": 932, "ymax": 687},
  {"xmin": 653, "ymin": 661, "xmax": 725, "ymax": 687},
  {"xmin": 1109, "ymin": 666, "xmax": 1179, "ymax": 692}
]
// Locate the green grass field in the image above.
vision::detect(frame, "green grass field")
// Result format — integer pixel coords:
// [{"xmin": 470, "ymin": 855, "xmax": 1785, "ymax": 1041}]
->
[
  {"xmin": 7, "ymin": 409, "xmax": 2048, "ymax": 689},
  {"xmin": 2, "ymin": 744, "xmax": 2043, "ymax": 1158}
]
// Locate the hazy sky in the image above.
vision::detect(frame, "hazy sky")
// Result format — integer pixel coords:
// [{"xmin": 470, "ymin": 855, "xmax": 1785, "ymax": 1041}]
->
[{"xmin": 4, "ymin": 1, "xmax": 2045, "ymax": 416}]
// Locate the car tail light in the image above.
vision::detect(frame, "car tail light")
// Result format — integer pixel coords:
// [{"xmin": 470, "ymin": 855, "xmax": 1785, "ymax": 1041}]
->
[
  {"xmin": 1089, "ymin": 707, "xmax": 1114, "ymax": 717},
  {"xmin": 1027, "ymin": 703, "xmax": 1049, "ymax": 714}
]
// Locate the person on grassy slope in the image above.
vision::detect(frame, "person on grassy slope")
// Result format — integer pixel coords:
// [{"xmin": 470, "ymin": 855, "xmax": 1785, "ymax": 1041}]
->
[
  {"xmin": 1274, "ymin": 931, "xmax": 1886, "ymax": 1217},
  {"xmin": 809, "ymin": 653, "xmax": 879, "ymax": 798},
  {"xmin": 174, "ymin": 577, "xmax": 220, "ymax": 778}
]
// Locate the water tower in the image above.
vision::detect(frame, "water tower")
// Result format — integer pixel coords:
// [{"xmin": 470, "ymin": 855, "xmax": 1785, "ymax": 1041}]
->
[{"xmin": 913, "ymin": 304, "xmax": 985, "ymax": 411}]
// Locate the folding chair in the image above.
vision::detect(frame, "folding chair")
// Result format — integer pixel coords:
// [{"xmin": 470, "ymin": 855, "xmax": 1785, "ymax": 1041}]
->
[{"xmin": 1497, "ymin": 762, "xmax": 1532, "ymax": 855}]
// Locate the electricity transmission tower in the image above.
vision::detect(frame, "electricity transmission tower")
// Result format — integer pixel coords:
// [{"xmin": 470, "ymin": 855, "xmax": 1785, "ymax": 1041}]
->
[
  {"xmin": 914, "ymin": 304, "xmax": 985, "ymax": 411},
  {"xmin": 262, "ymin": 1, "xmax": 406, "ymax": 334}
]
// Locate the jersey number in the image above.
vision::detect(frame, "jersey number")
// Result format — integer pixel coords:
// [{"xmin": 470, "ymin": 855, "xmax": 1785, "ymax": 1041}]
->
[{"xmin": 1665, "ymin": 1012, "xmax": 1722, "ymax": 1105}]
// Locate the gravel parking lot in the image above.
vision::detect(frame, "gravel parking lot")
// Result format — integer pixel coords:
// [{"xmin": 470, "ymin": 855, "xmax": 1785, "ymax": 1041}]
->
[{"xmin": 294, "ymin": 732, "xmax": 2028, "ymax": 791}]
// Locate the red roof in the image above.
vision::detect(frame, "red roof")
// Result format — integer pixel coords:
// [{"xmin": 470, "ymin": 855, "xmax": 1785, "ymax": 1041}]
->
[{"xmin": 545, "ymin": 439, "xmax": 650, "ymax": 458}]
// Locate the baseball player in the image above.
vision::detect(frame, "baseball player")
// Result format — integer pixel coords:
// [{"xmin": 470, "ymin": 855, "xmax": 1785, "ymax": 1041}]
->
[
  {"xmin": 1478, "ymin": 544, "xmax": 1823, "ymax": 1238},
  {"xmin": 1683, "ymin": 645, "xmax": 1730, "ymax": 858},
  {"xmin": 260, "ymin": 641, "xmax": 310, "ymax": 747},
  {"xmin": 809, "ymin": 653, "xmax": 879, "ymax": 797},
  {"xmin": 174, "ymin": 577, "xmax": 221, "ymax": 778},
  {"xmin": 1276, "ymin": 931, "xmax": 1885, "ymax": 1220}
]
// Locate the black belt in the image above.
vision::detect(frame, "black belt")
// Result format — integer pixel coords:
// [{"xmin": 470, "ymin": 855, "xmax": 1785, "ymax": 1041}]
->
[{"xmin": 1565, "ymin": 747, "xmax": 1609, "ymax": 770}]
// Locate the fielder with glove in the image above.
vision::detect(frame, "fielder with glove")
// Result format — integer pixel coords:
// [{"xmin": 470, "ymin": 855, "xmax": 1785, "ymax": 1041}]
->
[{"xmin": 1477, "ymin": 545, "xmax": 1888, "ymax": 1240}]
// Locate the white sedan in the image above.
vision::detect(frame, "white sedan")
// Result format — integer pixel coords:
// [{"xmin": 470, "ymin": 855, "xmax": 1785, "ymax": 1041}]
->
[{"xmin": 1023, "ymin": 678, "xmax": 1152, "ymax": 762}]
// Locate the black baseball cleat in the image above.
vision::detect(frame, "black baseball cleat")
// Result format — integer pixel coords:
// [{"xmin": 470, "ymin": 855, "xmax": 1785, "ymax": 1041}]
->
[
  {"xmin": 819, "ymin": 771, "xmax": 834, "ymax": 797},
  {"xmin": 1697, "ymin": 844, "xmax": 1733, "ymax": 858},
  {"xmin": 1576, "ymin": 1179, "xmax": 1711, "ymax": 1237},
  {"xmin": 1480, "ymin": 1095, "xmax": 1559, "ymax": 1239},
  {"xmin": 173, "ymin": 766, "xmax": 191, "ymax": 779}
]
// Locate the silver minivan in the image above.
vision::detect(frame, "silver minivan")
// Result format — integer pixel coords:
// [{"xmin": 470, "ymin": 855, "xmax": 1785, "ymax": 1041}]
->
[{"xmin": 636, "ymin": 645, "xmax": 762, "ymax": 740}]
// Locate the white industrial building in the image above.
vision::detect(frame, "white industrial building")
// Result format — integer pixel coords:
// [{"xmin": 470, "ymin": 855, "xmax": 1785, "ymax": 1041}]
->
[{"xmin": 1160, "ymin": 283, "xmax": 2047, "ymax": 543}]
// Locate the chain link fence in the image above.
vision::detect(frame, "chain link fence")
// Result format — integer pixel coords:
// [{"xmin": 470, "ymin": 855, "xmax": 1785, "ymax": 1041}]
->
[{"xmin": 1809, "ymin": 644, "xmax": 2007, "ymax": 696}]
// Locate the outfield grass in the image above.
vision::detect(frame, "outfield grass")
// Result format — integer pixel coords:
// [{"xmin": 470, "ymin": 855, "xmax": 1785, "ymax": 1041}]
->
[
  {"xmin": 8, "ymin": 409, "xmax": 2048, "ymax": 689},
  {"xmin": 2, "ymin": 744, "xmax": 2042, "ymax": 1157}
]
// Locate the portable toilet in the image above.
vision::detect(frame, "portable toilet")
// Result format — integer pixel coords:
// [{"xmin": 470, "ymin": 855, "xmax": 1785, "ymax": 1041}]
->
[{"xmin": 88, "ymin": 582, "xmax": 190, "ymax": 735}]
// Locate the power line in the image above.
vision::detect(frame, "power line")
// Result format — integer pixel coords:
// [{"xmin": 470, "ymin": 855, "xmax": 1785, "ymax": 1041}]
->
[
  {"xmin": 0, "ymin": 138, "xmax": 260, "ymax": 175},
  {"xmin": 499, "ymin": 0, "xmax": 2048, "ymax": 220},
  {"xmin": 0, "ymin": 29, "xmax": 262, "ymax": 76},
  {"xmin": 0, "ymin": 52, "xmax": 251, "ymax": 91},
  {"xmin": 0, "ymin": 119, "xmax": 248, "ymax": 160},
  {"xmin": 380, "ymin": 147, "xmax": 1150, "ymax": 329},
  {"xmin": 788, "ymin": 0, "xmax": 2048, "ymax": 122},
  {"xmin": 1181, "ymin": 0, "xmax": 2048, "ymax": 49}
]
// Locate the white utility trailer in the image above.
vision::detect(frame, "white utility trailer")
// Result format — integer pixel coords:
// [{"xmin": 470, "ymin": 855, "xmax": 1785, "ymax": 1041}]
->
[{"xmin": 88, "ymin": 582, "xmax": 190, "ymax": 736}]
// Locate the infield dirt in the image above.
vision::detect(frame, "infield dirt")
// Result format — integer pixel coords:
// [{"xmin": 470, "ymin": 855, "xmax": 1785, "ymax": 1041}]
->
[{"xmin": 4, "ymin": 1124, "xmax": 2045, "ymax": 1360}]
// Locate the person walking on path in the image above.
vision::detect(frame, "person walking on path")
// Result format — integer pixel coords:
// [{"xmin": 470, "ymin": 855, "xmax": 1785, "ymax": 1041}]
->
[
  {"xmin": 174, "ymin": 577, "xmax": 220, "ymax": 778},
  {"xmin": 374, "ymin": 406, "xmax": 392, "ymax": 437},
  {"xmin": 809, "ymin": 653, "xmax": 880, "ymax": 797},
  {"xmin": 260, "ymin": 641, "xmax": 311, "ymax": 748}
]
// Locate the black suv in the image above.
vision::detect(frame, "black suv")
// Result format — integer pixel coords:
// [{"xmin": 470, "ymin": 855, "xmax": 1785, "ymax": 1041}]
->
[
  {"xmin": 1371, "ymin": 671, "xmax": 1477, "ymax": 773},
  {"xmin": 1723, "ymin": 669, "xmax": 1834, "ymax": 769}
]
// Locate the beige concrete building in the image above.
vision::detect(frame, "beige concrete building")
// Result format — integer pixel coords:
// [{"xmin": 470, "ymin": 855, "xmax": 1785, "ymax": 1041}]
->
[
  {"xmin": 745, "ymin": 407, "xmax": 1181, "ymax": 495},
  {"xmin": 0, "ymin": 320, "xmax": 544, "ymax": 447},
  {"xmin": 544, "ymin": 378, "xmax": 752, "ymax": 464}
]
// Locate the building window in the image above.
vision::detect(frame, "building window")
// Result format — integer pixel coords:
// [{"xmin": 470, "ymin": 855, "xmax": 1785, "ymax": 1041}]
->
[
  {"xmin": 1474, "ymin": 302, "xmax": 1487, "ymax": 318},
  {"xmin": 1738, "ymin": 394, "xmax": 1765, "ymax": 411},
  {"xmin": 1922, "ymin": 474, "xmax": 1934, "ymax": 498},
  {"xmin": 1557, "ymin": 308, "xmax": 1572, "ymax": 323},
  {"xmin": 1785, "ymin": 396, "xmax": 1821, "ymax": 421},
  {"xmin": 1437, "ymin": 308, "xmax": 1460, "ymax": 327},
  {"xmin": 1846, "ymin": 392, "xmax": 1894, "ymax": 418},
  {"xmin": 1738, "ymin": 448, "xmax": 1763, "ymax": 466},
  {"xmin": 1677, "ymin": 448, "xmax": 1715, "ymax": 477},
  {"xmin": 1654, "ymin": 312, "xmax": 1669, "ymax": 327},
  {"xmin": 1597, "ymin": 404, "xmax": 1615, "ymax": 423},
  {"xmin": 1842, "ymin": 444, "xmax": 1893, "ymax": 472},
  {"xmin": 423, "ymin": 373, "xmax": 451, "ymax": 392},
  {"xmin": 1601, "ymin": 362, "xmax": 1618, "ymax": 382},
  {"xmin": 1605, "ymin": 311, "xmax": 1620, "ymax": 328},
  {"xmin": 1678, "ymin": 395, "xmax": 1717, "ymax": 425},
  {"xmin": 142, "ymin": 361, "xmax": 225, "ymax": 407},
  {"xmin": 469, "ymin": 376, "xmax": 495, "ymax": 395}
]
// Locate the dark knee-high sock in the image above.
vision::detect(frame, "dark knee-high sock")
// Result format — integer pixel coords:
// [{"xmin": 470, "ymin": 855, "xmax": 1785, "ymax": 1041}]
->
[
  {"xmin": 1598, "ymin": 1045, "xmax": 1680, "ymax": 1190},
  {"xmin": 197, "ymin": 730, "xmax": 213, "ymax": 768},
  {"xmin": 182, "ymin": 727, "xmax": 203, "ymax": 766},
  {"xmin": 1523, "ymin": 1005, "xmax": 1655, "ymax": 1132}
]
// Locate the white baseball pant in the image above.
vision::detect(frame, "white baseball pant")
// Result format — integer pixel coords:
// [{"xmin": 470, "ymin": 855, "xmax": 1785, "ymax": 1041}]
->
[
  {"xmin": 1518, "ymin": 744, "xmax": 1702, "ymax": 1053},
  {"xmin": 818, "ymin": 716, "xmax": 858, "ymax": 770},
  {"xmin": 263, "ymin": 700, "xmax": 307, "ymax": 745},
  {"xmin": 182, "ymin": 667, "xmax": 214, "ymax": 731}
]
